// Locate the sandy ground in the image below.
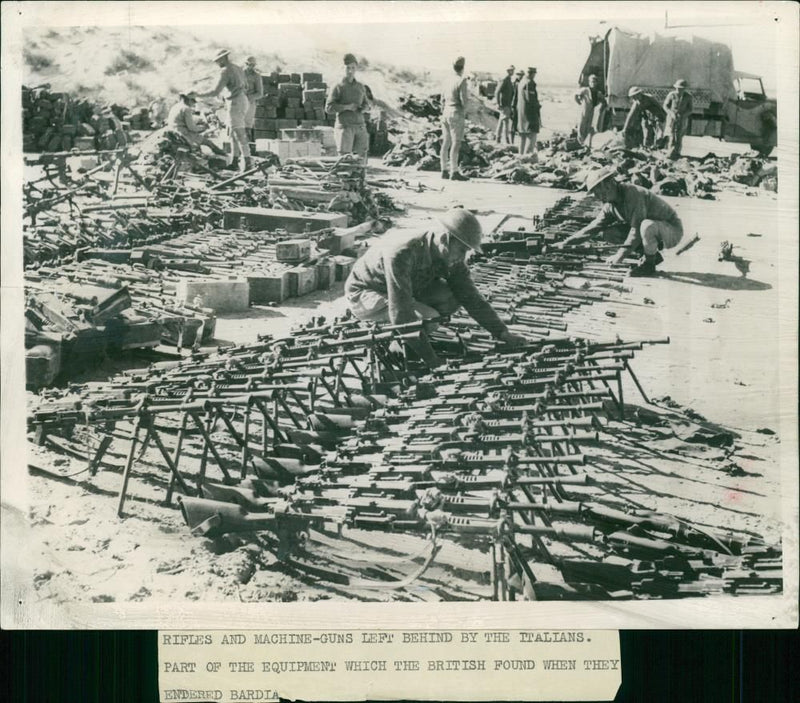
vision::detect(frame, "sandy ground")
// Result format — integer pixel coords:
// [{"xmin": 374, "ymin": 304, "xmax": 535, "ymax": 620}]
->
[{"xmin": 15, "ymin": 137, "xmax": 790, "ymax": 616}]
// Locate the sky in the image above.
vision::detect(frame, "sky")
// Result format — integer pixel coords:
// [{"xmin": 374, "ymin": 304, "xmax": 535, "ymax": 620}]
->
[
  {"xmin": 14, "ymin": 1, "xmax": 787, "ymax": 91},
  {"xmin": 183, "ymin": 3, "xmax": 783, "ymax": 91}
]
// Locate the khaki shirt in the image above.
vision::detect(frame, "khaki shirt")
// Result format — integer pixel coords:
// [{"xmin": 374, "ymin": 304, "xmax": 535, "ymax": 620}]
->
[
  {"xmin": 212, "ymin": 63, "xmax": 247, "ymax": 99},
  {"xmin": 326, "ymin": 77, "xmax": 369, "ymax": 127},
  {"xmin": 587, "ymin": 183, "xmax": 681, "ymax": 238},
  {"xmin": 346, "ymin": 230, "xmax": 507, "ymax": 337},
  {"xmin": 442, "ymin": 74, "xmax": 468, "ymax": 114},
  {"xmin": 166, "ymin": 102, "xmax": 201, "ymax": 135},
  {"xmin": 244, "ymin": 68, "xmax": 263, "ymax": 99}
]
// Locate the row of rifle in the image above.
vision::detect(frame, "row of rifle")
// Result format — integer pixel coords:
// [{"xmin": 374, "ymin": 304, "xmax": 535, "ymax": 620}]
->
[{"xmin": 27, "ymin": 312, "xmax": 781, "ymax": 599}]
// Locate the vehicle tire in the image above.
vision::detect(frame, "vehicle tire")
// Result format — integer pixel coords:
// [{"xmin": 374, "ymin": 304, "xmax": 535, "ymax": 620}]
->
[{"xmin": 750, "ymin": 143, "xmax": 774, "ymax": 158}]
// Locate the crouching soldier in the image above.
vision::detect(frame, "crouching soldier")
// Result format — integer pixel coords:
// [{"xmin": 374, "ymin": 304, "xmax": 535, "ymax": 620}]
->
[
  {"xmin": 557, "ymin": 169, "xmax": 683, "ymax": 276},
  {"xmin": 345, "ymin": 208, "xmax": 527, "ymax": 366}
]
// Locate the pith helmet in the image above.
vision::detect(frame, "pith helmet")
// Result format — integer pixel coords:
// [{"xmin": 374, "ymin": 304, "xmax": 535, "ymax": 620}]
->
[
  {"xmin": 585, "ymin": 168, "xmax": 616, "ymax": 192},
  {"xmin": 674, "ymin": 79, "xmax": 688, "ymax": 88},
  {"xmin": 439, "ymin": 208, "xmax": 483, "ymax": 254}
]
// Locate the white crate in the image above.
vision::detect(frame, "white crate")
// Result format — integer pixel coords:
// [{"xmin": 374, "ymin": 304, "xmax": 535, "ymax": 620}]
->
[{"xmin": 255, "ymin": 139, "xmax": 323, "ymax": 159}]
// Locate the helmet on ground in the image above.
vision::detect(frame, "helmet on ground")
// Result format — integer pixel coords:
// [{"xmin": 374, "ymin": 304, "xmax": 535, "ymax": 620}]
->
[
  {"xmin": 439, "ymin": 208, "xmax": 483, "ymax": 254},
  {"xmin": 673, "ymin": 79, "xmax": 688, "ymax": 88},
  {"xmin": 585, "ymin": 168, "xmax": 616, "ymax": 192},
  {"xmin": 628, "ymin": 86, "xmax": 643, "ymax": 97}
]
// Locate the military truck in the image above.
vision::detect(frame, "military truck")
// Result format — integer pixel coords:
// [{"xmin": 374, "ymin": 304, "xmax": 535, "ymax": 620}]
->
[{"xmin": 579, "ymin": 27, "xmax": 777, "ymax": 155}]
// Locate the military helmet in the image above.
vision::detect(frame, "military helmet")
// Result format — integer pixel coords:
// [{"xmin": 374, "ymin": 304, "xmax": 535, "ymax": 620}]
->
[
  {"xmin": 585, "ymin": 168, "xmax": 616, "ymax": 192},
  {"xmin": 439, "ymin": 208, "xmax": 483, "ymax": 254}
]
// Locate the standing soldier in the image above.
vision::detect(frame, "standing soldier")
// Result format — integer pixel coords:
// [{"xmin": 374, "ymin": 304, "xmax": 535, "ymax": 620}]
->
[
  {"xmin": 325, "ymin": 53, "xmax": 370, "ymax": 163},
  {"xmin": 663, "ymin": 79, "xmax": 693, "ymax": 159},
  {"xmin": 439, "ymin": 56, "xmax": 470, "ymax": 181},
  {"xmin": 516, "ymin": 66, "xmax": 541, "ymax": 156},
  {"xmin": 196, "ymin": 49, "xmax": 251, "ymax": 171},
  {"xmin": 494, "ymin": 65, "xmax": 516, "ymax": 144},
  {"xmin": 574, "ymin": 73, "xmax": 605, "ymax": 147},
  {"xmin": 243, "ymin": 56, "xmax": 263, "ymax": 143},
  {"xmin": 509, "ymin": 69, "xmax": 524, "ymax": 145}
]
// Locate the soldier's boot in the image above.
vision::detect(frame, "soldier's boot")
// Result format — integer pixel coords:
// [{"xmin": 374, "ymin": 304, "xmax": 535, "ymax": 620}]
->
[{"xmin": 630, "ymin": 253, "xmax": 661, "ymax": 277}]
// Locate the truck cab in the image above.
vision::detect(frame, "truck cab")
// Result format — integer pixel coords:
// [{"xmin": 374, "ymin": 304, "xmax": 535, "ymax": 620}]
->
[{"xmin": 725, "ymin": 72, "xmax": 776, "ymax": 156}]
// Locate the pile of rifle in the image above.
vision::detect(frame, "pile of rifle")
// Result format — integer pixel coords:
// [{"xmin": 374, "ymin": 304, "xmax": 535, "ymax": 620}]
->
[
  {"xmin": 23, "ymin": 220, "xmax": 371, "ymax": 388},
  {"xmin": 24, "ymin": 193, "xmax": 781, "ymax": 598},
  {"xmin": 268, "ymin": 154, "xmax": 397, "ymax": 224},
  {"xmin": 23, "ymin": 203, "xmax": 207, "ymax": 269},
  {"xmin": 27, "ymin": 314, "xmax": 781, "ymax": 599}
]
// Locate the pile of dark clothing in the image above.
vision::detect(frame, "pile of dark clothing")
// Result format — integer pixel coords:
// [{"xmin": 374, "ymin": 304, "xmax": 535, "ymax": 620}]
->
[{"xmin": 397, "ymin": 93, "xmax": 442, "ymax": 120}]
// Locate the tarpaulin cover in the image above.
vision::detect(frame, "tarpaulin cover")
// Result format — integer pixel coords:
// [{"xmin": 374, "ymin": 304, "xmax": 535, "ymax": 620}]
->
[{"xmin": 606, "ymin": 27, "xmax": 736, "ymax": 104}]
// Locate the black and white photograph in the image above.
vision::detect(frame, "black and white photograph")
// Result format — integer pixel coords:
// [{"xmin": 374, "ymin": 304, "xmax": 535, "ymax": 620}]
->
[{"xmin": 2, "ymin": 1, "xmax": 797, "ymax": 630}]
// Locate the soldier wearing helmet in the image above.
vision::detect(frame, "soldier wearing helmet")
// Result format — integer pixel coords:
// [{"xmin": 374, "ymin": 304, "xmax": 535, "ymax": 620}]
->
[
  {"xmin": 345, "ymin": 208, "xmax": 527, "ymax": 366},
  {"xmin": 623, "ymin": 86, "xmax": 666, "ymax": 149}
]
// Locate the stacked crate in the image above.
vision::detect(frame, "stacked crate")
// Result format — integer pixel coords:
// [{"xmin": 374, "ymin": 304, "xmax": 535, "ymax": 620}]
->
[
  {"xmin": 300, "ymin": 71, "xmax": 329, "ymax": 128},
  {"xmin": 253, "ymin": 71, "xmax": 336, "ymax": 155},
  {"xmin": 21, "ymin": 86, "xmax": 156, "ymax": 154}
]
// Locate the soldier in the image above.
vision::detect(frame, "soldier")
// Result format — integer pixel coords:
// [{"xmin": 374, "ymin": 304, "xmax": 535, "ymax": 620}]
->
[
  {"xmin": 556, "ymin": 169, "xmax": 683, "ymax": 277},
  {"xmin": 494, "ymin": 65, "xmax": 516, "ymax": 144},
  {"xmin": 623, "ymin": 86, "xmax": 666, "ymax": 149},
  {"xmin": 325, "ymin": 53, "xmax": 370, "ymax": 163},
  {"xmin": 440, "ymin": 56, "xmax": 470, "ymax": 180},
  {"xmin": 243, "ymin": 56, "xmax": 263, "ymax": 143},
  {"xmin": 345, "ymin": 208, "xmax": 526, "ymax": 366},
  {"xmin": 516, "ymin": 67, "xmax": 541, "ymax": 156},
  {"xmin": 165, "ymin": 91, "xmax": 225, "ymax": 155},
  {"xmin": 663, "ymin": 79, "xmax": 693, "ymax": 159},
  {"xmin": 509, "ymin": 69, "xmax": 524, "ymax": 145},
  {"xmin": 196, "ymin": 49, "xmax": 251, "ymax": 171},
  {"xmin": 574, "ymin": 73, "xmax": 605, "ymax": 147}
]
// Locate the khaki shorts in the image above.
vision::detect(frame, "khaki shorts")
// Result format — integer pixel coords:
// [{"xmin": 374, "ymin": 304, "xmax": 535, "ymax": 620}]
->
[
  {"xmin": 346, "ymin": 279, "xmax": 459, "ymax": 323},
  {"xmin": 641, "ymin": 219, "xmax": 683, "ymax": 256},
  {"xmin": 441, "ymin": 112, "xmax": 465, "ymax": 141},
  {"xmin": 228, "ymin": 94, "xmax": 249, "ymax": 130},
  {"xmin": 245, "ymin": 97, "xmax": 257, "ymax": 129}
]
